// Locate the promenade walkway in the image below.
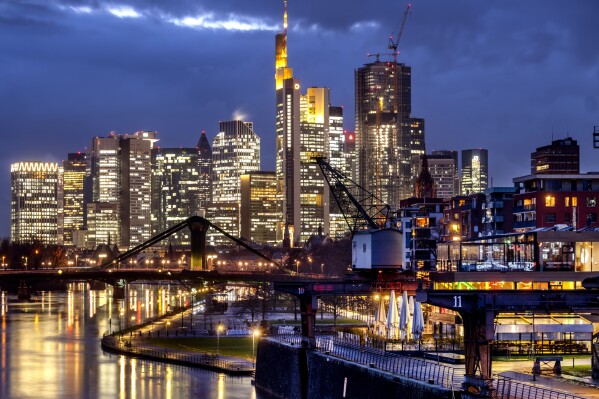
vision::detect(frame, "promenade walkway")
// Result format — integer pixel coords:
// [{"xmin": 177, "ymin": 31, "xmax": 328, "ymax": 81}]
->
[{"xmin": 101, "ymin": 304, "xmax": 255, "ymax": 375}]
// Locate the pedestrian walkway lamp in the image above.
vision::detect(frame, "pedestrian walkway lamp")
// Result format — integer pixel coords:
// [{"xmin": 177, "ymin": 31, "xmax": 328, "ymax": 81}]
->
[
  {"xmin": 252, "ymin": 328, "xmax": 259, "ymax": 364},
  {"xmin": 166, "ymin": 321, "xmax": 171, "ymax": 336},
  {"xmin": 217, "ymin": 324, "xmax": 224, "ymax": 355}
]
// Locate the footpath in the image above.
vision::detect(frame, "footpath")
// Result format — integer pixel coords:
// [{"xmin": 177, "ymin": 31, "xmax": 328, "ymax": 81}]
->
[{"xmin": 101, "ymin": 305, "xmax": 255, "ymax": 375}]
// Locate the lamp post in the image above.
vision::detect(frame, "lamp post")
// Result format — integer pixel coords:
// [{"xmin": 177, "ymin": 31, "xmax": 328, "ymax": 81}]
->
[
  {"xmin": 166, "ymin": 321, "xmax": 171, "ymax": 336},
  {"xmin": 252, "ymin": 328, "xmax": 259, "ymax": 364},
  {"xmin": 217, "ymin": 324, "xmax": 224, "ymax": 355}
]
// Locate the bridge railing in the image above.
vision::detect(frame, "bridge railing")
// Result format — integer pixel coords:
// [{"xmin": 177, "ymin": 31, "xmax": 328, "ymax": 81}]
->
[
  {"xmin": 494, "ymin": 375, "xmax": 586, "ymax": 399},
  {"xmin": 314, "ymin": 336, "xmax": 461, "ymax": 390}
]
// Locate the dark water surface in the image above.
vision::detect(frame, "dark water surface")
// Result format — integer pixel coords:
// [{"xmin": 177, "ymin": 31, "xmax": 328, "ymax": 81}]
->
[{"xmin": 0, "ymin": 285, "xmax": 261, "ymax": 398}]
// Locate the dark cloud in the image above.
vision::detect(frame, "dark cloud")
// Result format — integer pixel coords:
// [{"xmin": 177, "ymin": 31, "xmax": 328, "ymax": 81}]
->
[{"xmin": 1, "ymin": 0, "xmax": 599, "ymax": 237}]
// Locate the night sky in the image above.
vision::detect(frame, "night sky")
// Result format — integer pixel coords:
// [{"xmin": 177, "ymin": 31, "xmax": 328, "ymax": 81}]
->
[{"xmin": 1, "ymin": 0, "xmax": 598, "ymax": 237}]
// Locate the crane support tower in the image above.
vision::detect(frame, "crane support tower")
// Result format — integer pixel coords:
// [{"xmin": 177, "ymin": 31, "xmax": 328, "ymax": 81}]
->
[
  {"xmin": 313, "ymin": 157, "xmax": 390, "ymax": 235},
  {"xmin": 314, "ymin": 157, "xmax": 405, "ymax": 271}
]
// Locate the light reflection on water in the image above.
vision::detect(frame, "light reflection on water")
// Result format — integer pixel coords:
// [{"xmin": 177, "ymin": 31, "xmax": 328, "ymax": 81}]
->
[{"xmin": 0, "ymin": 285, "xmax": 262, "ymax": 399}]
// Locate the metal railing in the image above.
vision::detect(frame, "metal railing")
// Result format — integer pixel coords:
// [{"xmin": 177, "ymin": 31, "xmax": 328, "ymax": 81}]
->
[
  {"xmin": 315, "ymin": 336, "xmax": 460, "ymax": 390},
  {"xmin": 495, "ymin": 376, "xmax": 586, "ymax": 399},
  {"xmin": 102, "ymin": 336, "xmax": 254, "ymax": 374}
]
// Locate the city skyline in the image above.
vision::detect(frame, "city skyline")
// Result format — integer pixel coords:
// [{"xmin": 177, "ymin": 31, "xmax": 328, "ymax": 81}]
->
[{"xmin": 2, "ymin": 0, "xmax": 599, "ymax": 237}]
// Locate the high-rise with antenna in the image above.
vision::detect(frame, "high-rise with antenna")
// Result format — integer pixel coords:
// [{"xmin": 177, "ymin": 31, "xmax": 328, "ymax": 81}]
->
[
  {"xmin": 274, "ymin": 1, "xmax": 335, "ymax": 245},
  {"xmin": 275, "ymin": 0, "xmax": 301, "ymax": 244}
]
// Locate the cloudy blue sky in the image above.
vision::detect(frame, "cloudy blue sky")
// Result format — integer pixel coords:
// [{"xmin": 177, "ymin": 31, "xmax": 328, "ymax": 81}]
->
[{"xmin": 1, "ymin": 0, "xmax": 598, "ymax": 237}]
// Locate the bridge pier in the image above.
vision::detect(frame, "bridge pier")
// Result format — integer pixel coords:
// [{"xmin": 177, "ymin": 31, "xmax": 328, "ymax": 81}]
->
[
  {"xmin": 299, "ymin": 294, "xmax": 318, "ymax": 347},
  {"xmin": 189, "ymin": 217, "xmax": 209, "ymax": 271},
  {"xmin": 17, "ymin": 281, "xmax": 30, "ymax": 301},
  {"xmin": 461, "ymin": 310, "xmax": 495, "ymax": 398},
  {"xmin": 113, "ymin": 280, "xmax": 127, "ymax": 300}
]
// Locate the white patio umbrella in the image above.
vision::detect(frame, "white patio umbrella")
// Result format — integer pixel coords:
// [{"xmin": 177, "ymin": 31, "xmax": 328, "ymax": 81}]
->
[
  {"xmin": 399, "ymin": 290, "xmax": 411, "ymax": 341},
  {"xmin": 386, "ymin": 290, "xmax": 400, "ymax": 340},
  {"xmin": 374, "ymin": 295, "xmax": 387, "ymax": 336},
  {"xmin": 412, "ymin": 300, "xmax": 425, "ymax": 340}
]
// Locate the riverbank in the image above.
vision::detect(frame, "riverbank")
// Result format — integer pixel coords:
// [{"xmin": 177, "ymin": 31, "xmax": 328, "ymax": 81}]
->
[{"xmin": 101, "ymin": 304, "xmax": 256, "ymax": 375}]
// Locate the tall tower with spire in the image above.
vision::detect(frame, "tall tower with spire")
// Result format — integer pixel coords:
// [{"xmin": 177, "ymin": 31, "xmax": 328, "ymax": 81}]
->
[{"xmin": 275, "ymin": 0, "xmax": 301, "ymax": 245}]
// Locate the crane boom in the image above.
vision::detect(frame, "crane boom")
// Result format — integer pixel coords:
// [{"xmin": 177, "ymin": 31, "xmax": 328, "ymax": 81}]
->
[
  {"xmin": 388, "ymin": 3, "xmax": 412, "ymax": 56},
  {"xmin": 314, "ymin": 157, "xmax": 390, "ymax": 236}
]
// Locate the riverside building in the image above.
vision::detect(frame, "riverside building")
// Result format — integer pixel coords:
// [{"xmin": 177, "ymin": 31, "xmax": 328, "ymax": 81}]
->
[{"xmin": 10, "ymin": 161, "xmax": 62, "ymax": 244}]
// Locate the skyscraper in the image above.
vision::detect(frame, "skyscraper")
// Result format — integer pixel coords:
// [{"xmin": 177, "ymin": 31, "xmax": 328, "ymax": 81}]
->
[
  {"xmin": 355, "ymin": 60, "xmax": 424, "ymax": 207},
  {"xmin": 461, "ymin": 148, "xmax": 489, "ymax": 195},
  {"xmin": 152, "ymin": 147, "xmax": 202, "ymax": 245},
  {"xmin": 197, "ymin": 131, "xmax": 213, "ymax": 210},
  {"xmin": 299, "ymin": 87, "xmax": 331, "ymax": 242},
  {"xmin": 11, "ymin": 162, "xmax": 61, "ymax": 244},
  {"xmin": 62, "ymin": 153, "xmax": 86, "ymax": 246},
  {"xmin": 210, "ymin": 120, "xmax": 260, "ymax": 244},
  {"xmin": 428, "ymin": 150, "xmax": 459, "ymax": 199},
  {"xmin": 240, "ymin": 172, "xmax": 278, "ymax": 245},
  {"xmin": 88, "ymin": 131, "xmax": 157, "ymax": 247},
  {"xmin": 275, "ymin": 3, "xmax": 337, "ymax": 244}
]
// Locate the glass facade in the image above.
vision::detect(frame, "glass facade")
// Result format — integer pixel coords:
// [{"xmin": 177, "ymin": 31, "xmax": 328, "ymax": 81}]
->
[
  {"xmin": 210, "ymin": 121, "xmax": 260, "ymax": 245},
  {"xmin": 62, "ymin": 153, "xmax": 86, "ymax": 246},
  {"xmin": 11, "ymin": 162, "xmax": 61, "ymax": 244}
]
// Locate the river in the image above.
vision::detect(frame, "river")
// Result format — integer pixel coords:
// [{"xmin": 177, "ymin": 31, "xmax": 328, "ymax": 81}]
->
[{"xmin": 0, "ymin": 284, "xmax": 263, "ymax": 398}]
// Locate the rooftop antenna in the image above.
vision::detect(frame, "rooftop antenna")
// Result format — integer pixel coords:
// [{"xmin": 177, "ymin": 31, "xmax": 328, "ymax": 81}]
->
[{"xmin": 283, "ymin": 0, "xmax": 288, "ymax": 34}]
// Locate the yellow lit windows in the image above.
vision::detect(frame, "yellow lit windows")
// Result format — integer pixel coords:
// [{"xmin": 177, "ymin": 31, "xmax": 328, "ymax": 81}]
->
[
  {"xmin": 572, "ymin": 197, "xmax": 578, "ymax": 207},
  {"xmin": 545, "ymin": 195, "xmax": 555, "ymax": 207}
]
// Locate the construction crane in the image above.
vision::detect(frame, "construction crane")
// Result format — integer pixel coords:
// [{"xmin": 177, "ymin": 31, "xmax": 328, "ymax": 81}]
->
[
  {"xmin": 388, "ymin": 3, "xmax": 412, "ymax": 63},
  {"xmin": 313, "ymin": 157, "xmax": 390, "ymax": 236}
]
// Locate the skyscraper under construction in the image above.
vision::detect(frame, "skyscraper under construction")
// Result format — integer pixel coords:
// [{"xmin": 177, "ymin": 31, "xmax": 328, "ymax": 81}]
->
[{"xmin": 355, "ymin": 60, "xmax": 424, "ymax": 208}]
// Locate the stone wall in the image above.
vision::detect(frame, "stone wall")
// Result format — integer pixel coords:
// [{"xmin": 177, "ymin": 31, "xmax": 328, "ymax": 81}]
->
[{"xmin": 254, "ymin": 339, "xmax": 457, "ymax": 399}]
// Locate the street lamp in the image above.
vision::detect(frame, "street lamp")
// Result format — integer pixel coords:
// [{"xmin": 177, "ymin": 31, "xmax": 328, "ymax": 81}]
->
[
  {"xmin": 217, "ymin": 324, "xmax": 224, "ymax": 355},
  {"xmin": 22, "ymin": 256, "xmax": 28, "ymax": 271},
  {"xmin": 166, "ymin": 321, "xmax": 171, "ymax": 336},
  {"xmin": 252, "ymin": 328, "xmax": 259, "ymax": 364}
]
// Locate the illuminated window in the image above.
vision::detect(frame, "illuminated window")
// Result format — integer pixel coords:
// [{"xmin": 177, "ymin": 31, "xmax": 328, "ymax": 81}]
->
[
  {"xmin": 565, "ymin": 197, "xmax": 570, "ymax": 207},
  {"xmin": 545, "ymin": 195, "xmax": 555, "ymax": 207},
  {"xmin": 572, "ymin": 197, "xmax": 578, "ymax": 207}
]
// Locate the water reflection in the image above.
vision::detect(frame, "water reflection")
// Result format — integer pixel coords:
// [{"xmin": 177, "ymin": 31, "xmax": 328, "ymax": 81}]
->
[{"xmin": 0, "ymin": 284, "xmax": 262, "ymax": 398}]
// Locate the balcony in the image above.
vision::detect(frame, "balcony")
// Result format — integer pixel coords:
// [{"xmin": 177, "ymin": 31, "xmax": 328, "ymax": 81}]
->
[
  {"xmin": 513, "ymin": 220, "xmax": 536, "ymax": 229},
  {"xmin": 513, "ymin": 205, "xmax": 536, "ymax": 213}
]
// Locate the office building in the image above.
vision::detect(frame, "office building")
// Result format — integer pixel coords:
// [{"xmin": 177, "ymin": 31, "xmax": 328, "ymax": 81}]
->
[
  {"xmin": 240, "ymin": 172, "xmax": 279, "ymax": 245},
  {"xmin": 85, "ymin": 202, "xmax": 119, "ymax": 249},
  {"xmin": 62, "ymin": 153, "xmax": 86, "ymax": 246},
  {"xmin": 152, "ymin": 147, "xmax": 202, "ymax": 245},
  {"xmin": 274, "ymin": 4, "xmax": 334, "ymax": 245},
  {"xmin": 409, "ymin": 117, "xmax": 426, "ymax": 184},
  {"xmin": 531, "ymin": 137, "xmax": 579, "ymax": 175},
  {"xmin": 88, "ymin": 131, "xmax": 157, "ymax": 248},
  {"xmin": 197, "ymin": 131, "xmax": 213, "ymax": 210},
  {"xmin": 210, "ymin": 120, "xmax": 260, "ymax": 244},
  {"xmin": 428, "ymin": 150, "xmax": 459, "ymax": 199},
  {"xmin": 10, "ymin": 161, "xmax": 61, "ymax": 244},
  {"xmin": 355, "ymin": 60, "xmax": 425, "ymax": 207},
  {"xmin": 461, "ymin": 149, "xmax": 488, "ymax": 195},
  {"xmin": 299, "ymin": 87, "xmax": 330, "ymax": 243}
]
